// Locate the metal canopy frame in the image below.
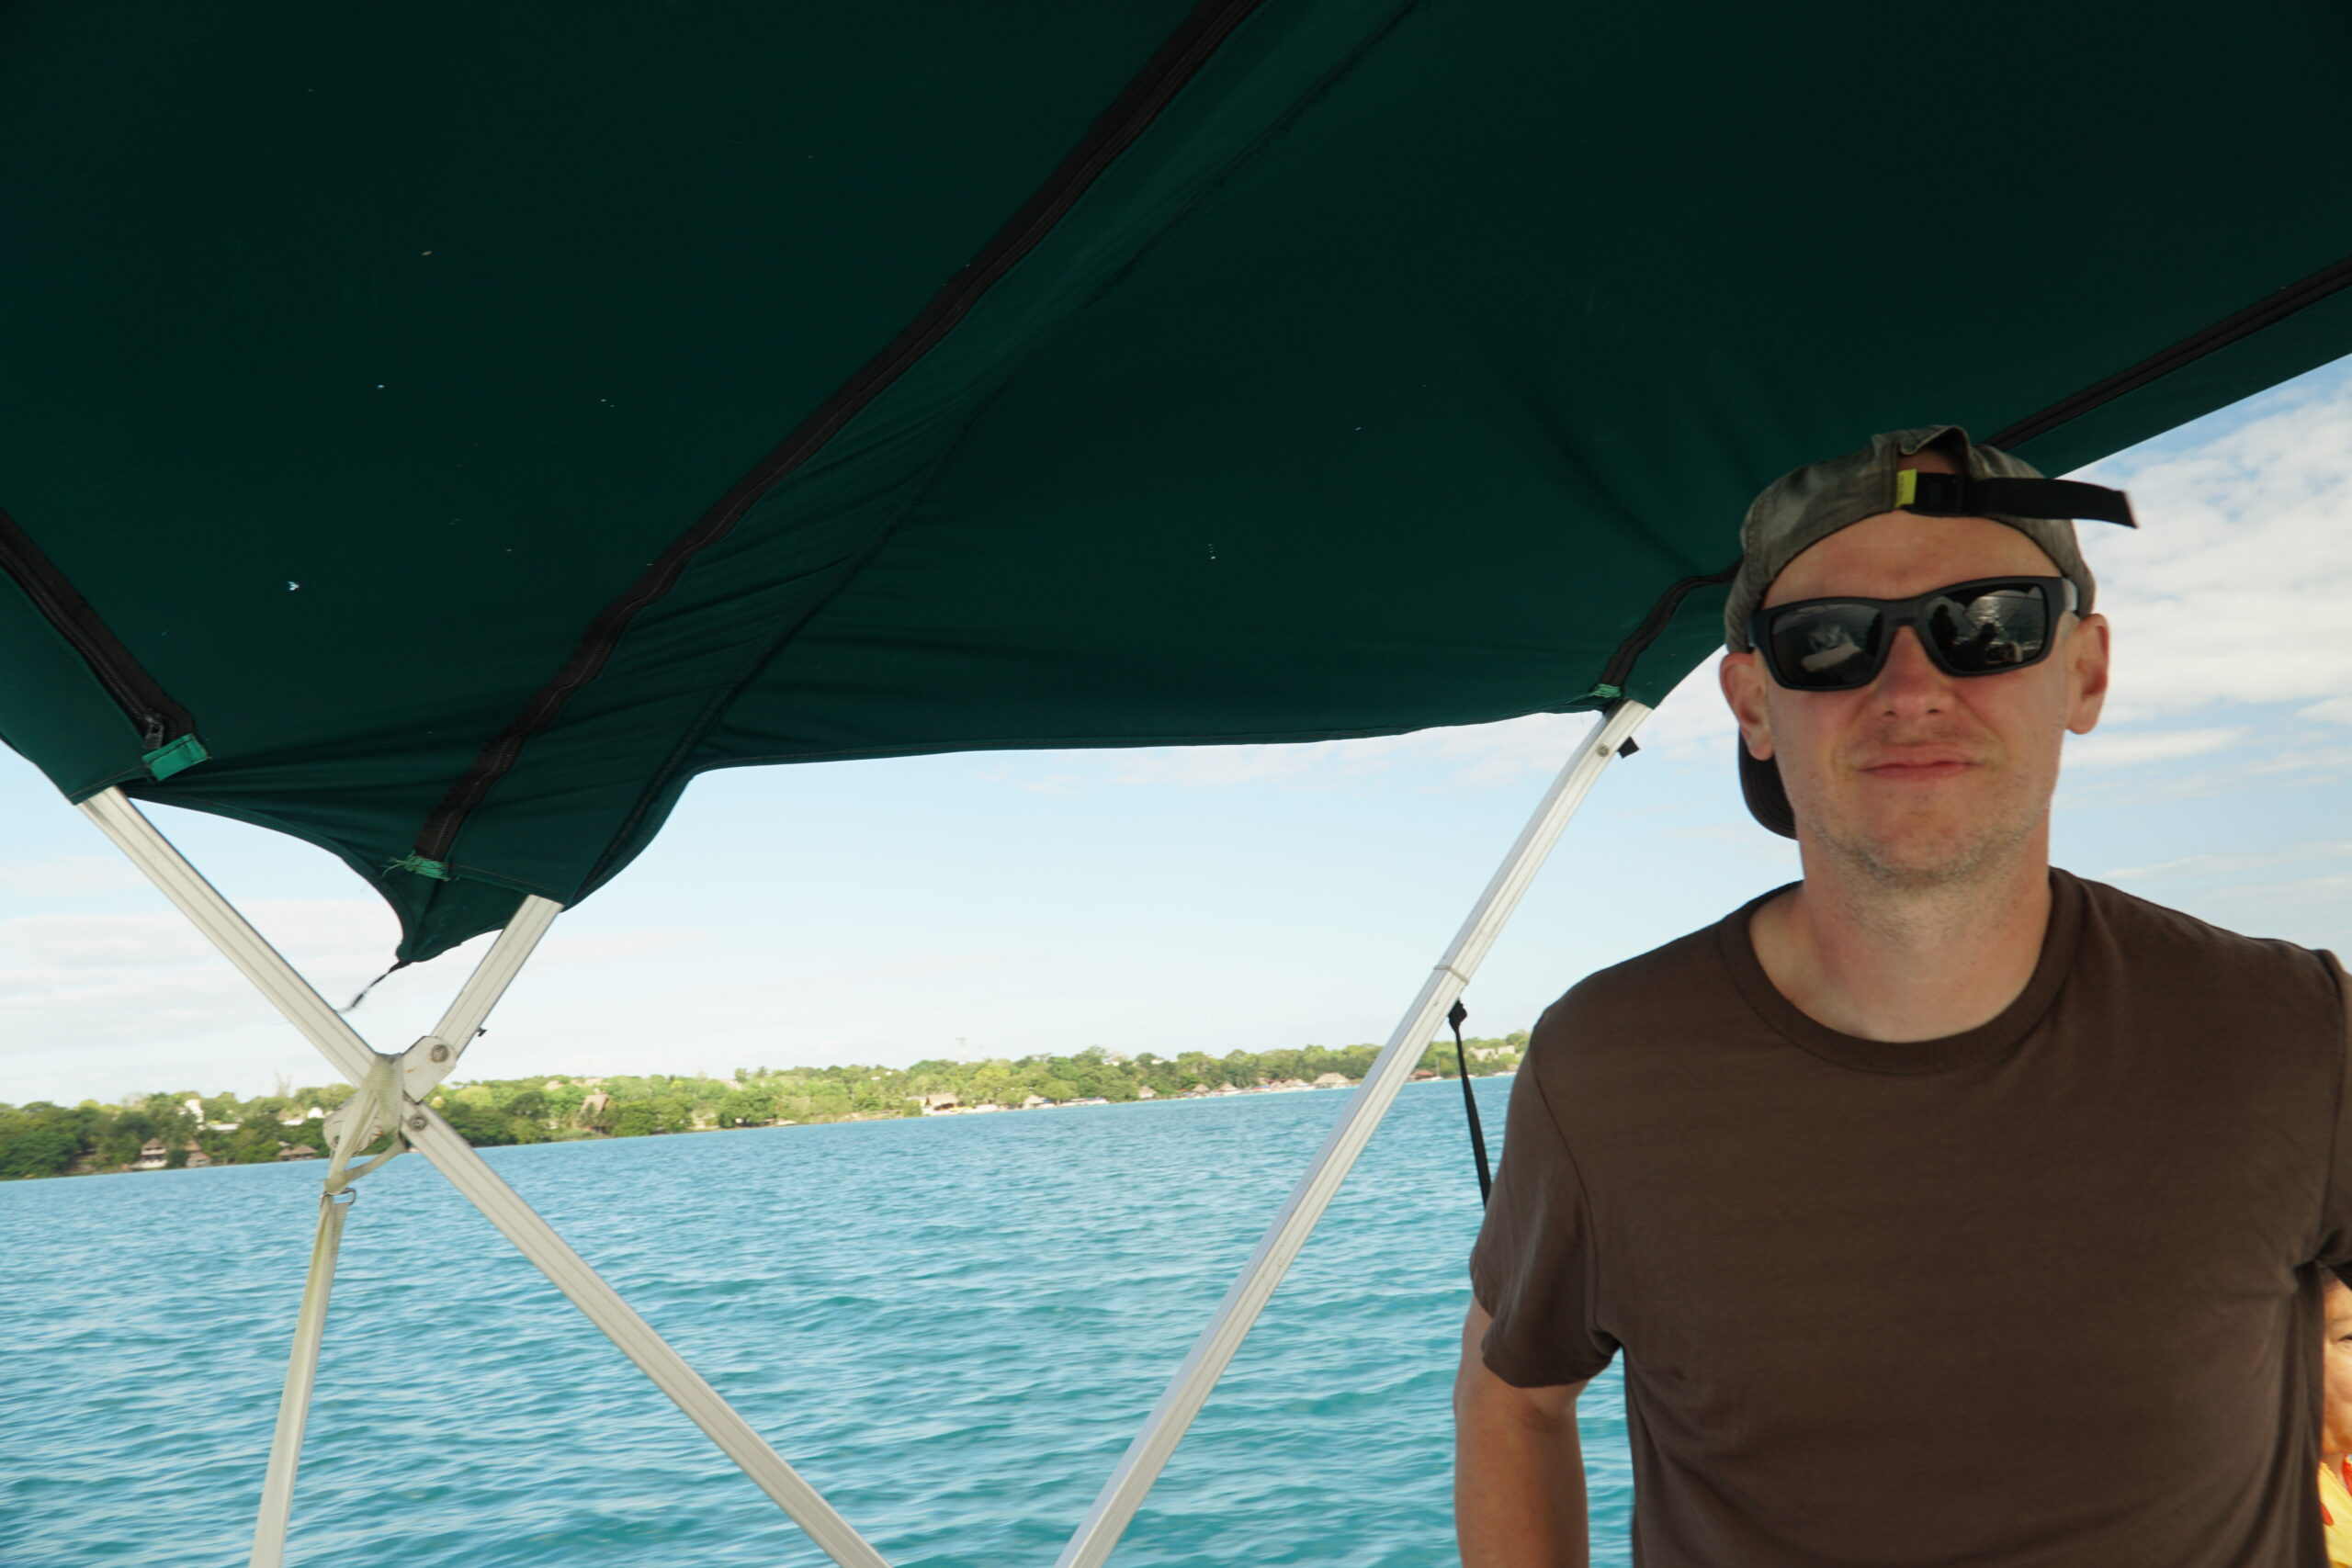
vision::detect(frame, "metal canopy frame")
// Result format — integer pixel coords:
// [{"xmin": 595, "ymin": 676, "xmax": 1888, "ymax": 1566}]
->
[
  {"xmin": 76, "ymin": 697, "xmax": 1648, "ymax": 1566},
  {"xmin": 77, "ymin": 789, "xmax": 890, "ymax": 1568}
]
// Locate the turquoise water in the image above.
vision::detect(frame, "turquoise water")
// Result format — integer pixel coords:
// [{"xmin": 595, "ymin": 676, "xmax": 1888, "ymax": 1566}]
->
[{"xmin": 1, "ymin": 1077, "xmax": 1632, "ymax": 1566}]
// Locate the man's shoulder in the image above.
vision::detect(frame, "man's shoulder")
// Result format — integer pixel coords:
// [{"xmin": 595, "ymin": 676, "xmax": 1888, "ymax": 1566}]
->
[
  {"xmin": 2064, "ymin": 867, "xmax": 2341, "ymax": 980},
  {"xmin": 1526, "ymin": 904, "xmax": 1755, "ymax": 1059},
  {"xmin": 2061, "ymin": 868, "xmax": 2346, "ymax": 1039}
]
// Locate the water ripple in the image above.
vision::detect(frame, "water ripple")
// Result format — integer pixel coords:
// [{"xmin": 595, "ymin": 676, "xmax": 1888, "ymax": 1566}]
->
[{"xmin": 1, "ymin": 1078, "xmax": 1631, "ymax": 1566}]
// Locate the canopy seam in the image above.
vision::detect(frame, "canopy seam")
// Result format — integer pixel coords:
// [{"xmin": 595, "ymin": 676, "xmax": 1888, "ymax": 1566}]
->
[
  {"xmin": 1990, "ymin": 251, "xmax": 2352, "ymax": 450},
  {"xmin": 405, "ymin": 0, "xmax": 1276, "ymax": 870},
  {"xmin": 0, "ymin": 502, "xmax": 198, "ymax": 756},
  {"xmin": 577, "ymin": 0, "xmax": 1439, "ymax": 892},
  {"xmin": 579, "ymin": 442, "xmax": 971, "ymax": 888}
]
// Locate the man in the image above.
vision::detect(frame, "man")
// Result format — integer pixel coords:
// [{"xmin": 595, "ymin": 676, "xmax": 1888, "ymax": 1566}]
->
[
  {"xmin": 2320, "ymin": 1274, "xmax": 2352, "ymax": 1565},
  {"xmin": 1453, "ymin": 426, "xmax": 2352, "ymax": 1565}
]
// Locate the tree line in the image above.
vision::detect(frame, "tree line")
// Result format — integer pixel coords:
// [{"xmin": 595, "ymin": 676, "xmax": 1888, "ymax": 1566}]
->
[{"xmin": 0, "ymin": 1032, "xmax": 1528, "ymax": 1179}]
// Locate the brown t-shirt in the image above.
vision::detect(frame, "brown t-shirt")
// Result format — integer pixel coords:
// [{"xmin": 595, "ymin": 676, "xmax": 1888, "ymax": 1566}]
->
[{"xmin": 1470, "ymin": 867, "xmax": 2352, "ymax": 1567}]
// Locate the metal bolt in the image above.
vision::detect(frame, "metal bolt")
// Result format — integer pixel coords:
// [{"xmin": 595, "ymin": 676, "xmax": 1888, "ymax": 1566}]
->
[
  {"xmin": 408, "ymin": 1114, "xmax": 427, "ymax": 1131},
  {"xmin": 428, "ymin": 1042, "xmax": 450, "ymax": 1063}
]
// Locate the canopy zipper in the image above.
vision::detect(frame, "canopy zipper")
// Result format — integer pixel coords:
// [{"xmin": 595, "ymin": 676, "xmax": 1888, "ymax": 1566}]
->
[
  {"xmin": 0, "ymin": 504, "xmax": 204, "ymax": 776},
  {"xmin": 1586, "ymin": 556, "xmax": 1741, "ymax": 700},
  {"xmin": 1991, "ymin": 251, "xmax": 2352, "ymax": 450},
  {"xmin": 404, "ymin": 0, "xmax": 1272, "ymax": 869}
]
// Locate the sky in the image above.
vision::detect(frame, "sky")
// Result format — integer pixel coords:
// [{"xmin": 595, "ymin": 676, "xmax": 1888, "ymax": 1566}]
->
[{"xmin": 6, "ymin": 359, "xmax": 2352, "ymax": 1105}]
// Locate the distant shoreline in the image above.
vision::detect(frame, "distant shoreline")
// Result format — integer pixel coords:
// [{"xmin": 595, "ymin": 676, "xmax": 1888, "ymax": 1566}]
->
[
  {"xmin": 0, "ymin": 1036, "xmax": 1528, "ymax": 1181},
  {"xmin": 1, "ymin": 1070, "xmax": 1525, "ymax": 1187}
]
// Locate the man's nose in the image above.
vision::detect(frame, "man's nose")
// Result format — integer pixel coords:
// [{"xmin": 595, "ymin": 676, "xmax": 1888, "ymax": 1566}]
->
[{"xmin": 1871, "ymin": 626, "xmax": 1951, "ymax": 708}]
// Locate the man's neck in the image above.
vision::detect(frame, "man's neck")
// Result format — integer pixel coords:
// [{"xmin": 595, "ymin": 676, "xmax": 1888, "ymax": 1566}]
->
[{"xmin": 1748, "ymin": 843, "xmax": 2054, "ymax": 1044}]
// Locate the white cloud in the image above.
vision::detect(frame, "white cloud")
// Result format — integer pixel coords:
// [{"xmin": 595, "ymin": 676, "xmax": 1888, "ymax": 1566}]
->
[
  {"xmin": 0, "ymin": 892, "xmax": 707, "ymax": 1102},
  {"xmin": 2061, "ymin": 726, "xmax": 2246, "ymax": 770},
  {"xmin": 1103, "ymin": 743, "xmax": 1351, "ymax": 789},
  {"xmin": 2073, "ymin": 380, "xmax": 2352, "ymax": 729},
  {"xmin": 2105, "ymin": 840, "xmax": 2352, "ymax": 883},
  {"xmin": 2301, "ymin": 696, "xmax": 2352, "ymax": 727},
  {"xmin": 526, "ymin": 928, "xmax": 707, "ymax": 968},
  {"xmin": 0, "ymin": 899, "xmax": 386, "ymax": 976},
  {"xmin": 2058, "ymin": 738, "xmax": 2352, "ymax": 806},
  {"xmin": 2232, "ymin": 871, "xmax": 2352, "ymax": 931},
  {"xmin": 0, "ymin": 855, "xmax": 147, "ymax": 897},
  {"xmin": 0, "ymin": 901, "xmax": 395, "ymax": 1084},
  {"xmin": 2103, "ymin": 867, "xmax": 2352, "ymax": 947}
]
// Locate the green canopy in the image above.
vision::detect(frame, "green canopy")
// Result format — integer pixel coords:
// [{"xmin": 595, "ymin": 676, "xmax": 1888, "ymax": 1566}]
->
[{"xmin": 6, "ymin": 1, "xmax": 2350, "ymax": 961}]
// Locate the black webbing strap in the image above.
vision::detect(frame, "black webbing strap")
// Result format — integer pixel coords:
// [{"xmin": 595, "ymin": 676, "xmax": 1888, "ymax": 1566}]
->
[
  {"xmin": 1899, "ymin": 471, "xmax": 2137, "ymax": 528},
  {"xmin": 1449, "ymin": 998, "xmax": 1493, "ymax": 1205},
  {"xmin": 338, "ymin": 960, "xmax": 409, "ymax": 1015}
]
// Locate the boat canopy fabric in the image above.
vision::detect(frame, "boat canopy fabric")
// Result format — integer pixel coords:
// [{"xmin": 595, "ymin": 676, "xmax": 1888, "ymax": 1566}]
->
[{"xmin": 5, "ymin": 1, "xmax": 2350, "ymax": 962}]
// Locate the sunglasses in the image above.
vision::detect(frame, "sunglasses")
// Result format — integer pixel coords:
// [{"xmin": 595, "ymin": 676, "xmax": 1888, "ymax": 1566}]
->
[{"xmin": 1749, "ymin": 576, "xmax": 2078, "ymax": 692}]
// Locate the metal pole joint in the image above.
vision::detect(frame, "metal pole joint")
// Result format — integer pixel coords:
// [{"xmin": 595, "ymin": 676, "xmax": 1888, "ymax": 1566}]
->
[
  {"xmin": 73, "ymin": 788, "xmax": 890, "ymax": 1568},
  {"xmin": 401, "ymin": 1034, "xmax": 464, "ymax": 1099}
]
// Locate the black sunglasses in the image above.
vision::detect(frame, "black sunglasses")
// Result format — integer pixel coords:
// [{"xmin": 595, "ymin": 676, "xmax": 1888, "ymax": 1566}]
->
[{"xmin": 1749, "ymin": 576, "xmax": 2078, "ymax": 692}]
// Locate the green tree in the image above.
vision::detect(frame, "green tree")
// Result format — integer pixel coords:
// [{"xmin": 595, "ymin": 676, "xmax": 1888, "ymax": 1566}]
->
[
  {"xmin": 0, "ymin": 1125, "xmax": 75, "ymax": 1179},
  {"xmin": 0, "ymin": 1021, "xmax": 1542, "ymax": 1182},
  {"xmin": 441, "ymin": 1100, "xmax": 519, "ymax": 1146}
]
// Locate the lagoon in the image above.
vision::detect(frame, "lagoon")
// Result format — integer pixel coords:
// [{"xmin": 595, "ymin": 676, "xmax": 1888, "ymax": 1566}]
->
[{"xmin": 0, "ymin": 1076, "xmax": 1632, "ymax": 1566}]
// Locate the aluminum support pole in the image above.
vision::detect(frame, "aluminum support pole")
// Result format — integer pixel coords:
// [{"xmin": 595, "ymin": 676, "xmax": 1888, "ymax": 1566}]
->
[
  {"xmin": 77, "ymin": 789, "xmax": 890, "ymax": 1568},
  {"xmin": 249, "ymin": 1189, "xmax": 351, "ymax": 1568},
  {"xmin": 402, "ymin": 894, "xmax": 563, "ymax": 1100},
  {"xmin": 1056, "ymin": 700, "xmax": 1651, "ymax": 1568}
]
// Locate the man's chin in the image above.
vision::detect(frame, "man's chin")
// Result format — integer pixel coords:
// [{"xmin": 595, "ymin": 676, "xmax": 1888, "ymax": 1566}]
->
[{"xmin": 1806, "ymin": 804, "xmax": 2028, "ymax": 887}]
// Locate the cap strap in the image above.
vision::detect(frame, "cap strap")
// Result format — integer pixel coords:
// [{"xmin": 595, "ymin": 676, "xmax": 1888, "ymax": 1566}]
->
[{"xmin": 1895, "ymin": 469, "xmax": 2137, "ymax": 527}]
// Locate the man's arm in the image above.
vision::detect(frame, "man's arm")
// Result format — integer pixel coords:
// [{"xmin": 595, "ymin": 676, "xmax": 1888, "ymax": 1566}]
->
[{"xmin": 1453, "ymin": 1299, "xmax": 1589, "ymax": 1568}]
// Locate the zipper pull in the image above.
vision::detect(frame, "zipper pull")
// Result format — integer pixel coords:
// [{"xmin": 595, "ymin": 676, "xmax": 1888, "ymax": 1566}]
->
[{"xmin": 140, "ymin": 714, "xmax": 166, "ymax": 750}]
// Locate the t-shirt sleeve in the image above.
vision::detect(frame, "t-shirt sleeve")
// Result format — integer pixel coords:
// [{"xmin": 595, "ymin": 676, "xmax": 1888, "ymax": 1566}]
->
[
  {"xmin": 1467, "ymin": 1048, "xmax": 1618, "ymax": 1388},
  {"xmin": 2318, "ymin": 950, "xmax": 2352, "ymax": 1288}
]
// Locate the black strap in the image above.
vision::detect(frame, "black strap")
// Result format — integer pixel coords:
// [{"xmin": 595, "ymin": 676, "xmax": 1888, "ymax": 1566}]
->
[
  {"xmin": 1449, "ymin": 998, "xmax": 1494, "ymax": 1205},
  {"xmin": 337, "ymin": 959, "xmax": 411, "ymax": 1015},
  {"xmin": 1901, "ymin": 472, "xmax": 2137, "ymax": 528}
]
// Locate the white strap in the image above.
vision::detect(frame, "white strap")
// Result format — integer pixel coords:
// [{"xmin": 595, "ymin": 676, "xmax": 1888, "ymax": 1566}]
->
[
  {"xmin": 249, "ymin": 1055, "xmax": 405, "ymax": 1568},
  {"xmin": 249, "ymin": 1190, "xmax": 352, "ymax": 1568},
  {"xmin": 322, "ymin": 1055, "xmax": 405, "ymax": 1195}
]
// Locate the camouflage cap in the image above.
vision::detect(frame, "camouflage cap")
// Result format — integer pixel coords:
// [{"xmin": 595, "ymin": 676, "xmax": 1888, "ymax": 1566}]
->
[
  {"xmin": 1724, "ymin": 425, "xmax": 2114, "ymax": 651},
  {"xmin": 1726, "ymin": 425, "xmax": 2135, "ymax": 839}
]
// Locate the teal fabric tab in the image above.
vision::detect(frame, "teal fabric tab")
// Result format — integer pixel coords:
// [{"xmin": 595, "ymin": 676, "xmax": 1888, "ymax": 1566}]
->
[
  {"xmin": 385, "ymin": 852, "xmax": 452, "ymax": 882},
  {"xmin": 141, "ymin": 734, "xmax": 209, "ymax": 781},
  {"xmin": 1586, "ymin": 683, "xmax": 1623, "ymax": 701}
]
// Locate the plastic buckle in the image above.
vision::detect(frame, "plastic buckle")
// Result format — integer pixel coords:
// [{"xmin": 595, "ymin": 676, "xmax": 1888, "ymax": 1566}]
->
[{"xmin": 1897, "ymin": 470, "xmax": 1969, "ymax": 515}]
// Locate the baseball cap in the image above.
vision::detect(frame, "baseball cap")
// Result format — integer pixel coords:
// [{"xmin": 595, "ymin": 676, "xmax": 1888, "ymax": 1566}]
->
[{"xmin": 1727, "ymin": 426, "xmax": 2136, "ymax": 839}]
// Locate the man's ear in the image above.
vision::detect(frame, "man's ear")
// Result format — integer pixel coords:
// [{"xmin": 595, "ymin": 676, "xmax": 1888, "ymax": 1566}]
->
[
  {"xmin": 2064, "ymin": 612, "xmax": 2110, "ymax": 736},
  {"xmin": 1719, "ymin": 649, "xmax": 1775, "ymax": 761}
]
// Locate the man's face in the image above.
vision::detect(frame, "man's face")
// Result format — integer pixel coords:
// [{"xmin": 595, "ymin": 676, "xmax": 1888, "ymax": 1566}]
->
[
  {"xmin": 2324, "ymin": 1278, "xmax": 2352, "ymax": 1459},
  {"xmin": 1718, "ymin": 453, "xmax": 2110, "ymax": 886}
]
